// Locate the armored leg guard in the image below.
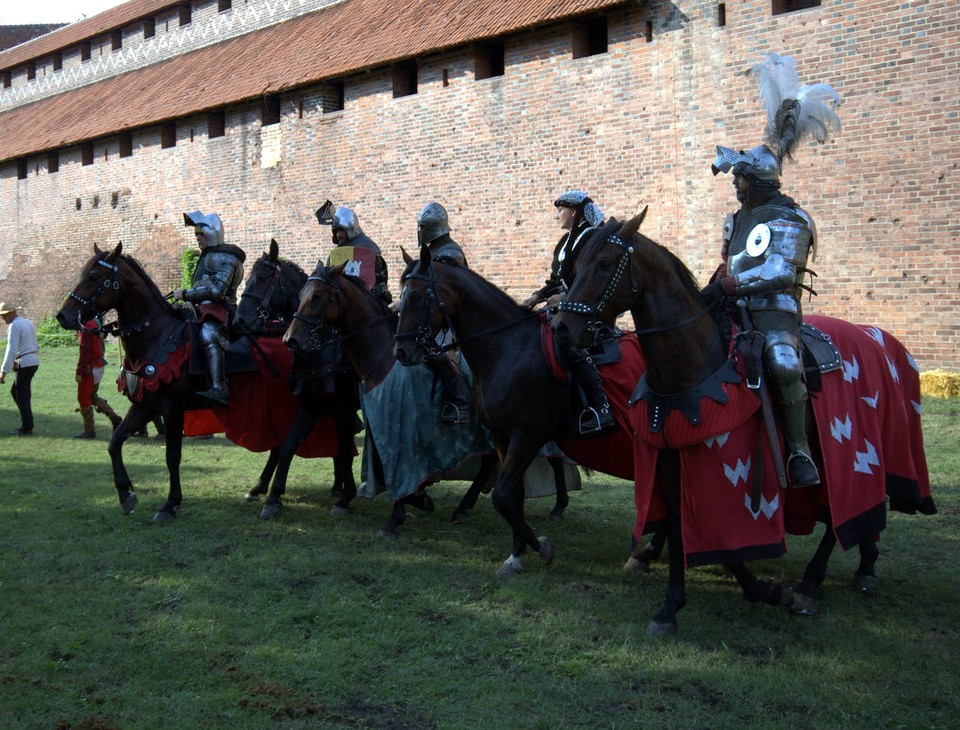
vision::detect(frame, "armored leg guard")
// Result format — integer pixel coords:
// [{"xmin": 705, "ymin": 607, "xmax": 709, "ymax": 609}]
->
[
  {"xmin": 93, "ymin": 396, "xmax": 122, "ymax": 430},
  {"xmin": 779, "ymin": 397, "xmax": 820, "ymax": 487},
  {"xmin": 568, "ymin": 355, "xmax": 615, "ymax": 435},
  {"xmin": 73, "ymin": 405, "xmax": 97, "ymax": 439},
  {"xmin": 430, "ymin": 354, "xmax": 471, "ymax": 425},
  {"xmin": 764, "ymin": 335, "xmax": 819, "ymax": 488},
  {"xmin": 197, "ymin": 343, "xmax": 229, "ymax": 405}
]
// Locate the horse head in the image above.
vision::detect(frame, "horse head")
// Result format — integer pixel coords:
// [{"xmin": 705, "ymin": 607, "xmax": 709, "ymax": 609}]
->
[
  {"xmin": 235, "ymin": 239, "xmax": 305, "ymax": 334},
  {"xmin": 283, "ymin": 262, "xmax": 349, "ymax": 353},
  {"xmin": 56, "ymin": 241, "xmax": 126, "ymax": 330},
  {"xmin": 394, "ymin": 245, "xmax": 459, "ymax": 366},
  {"xmin": 551, "ymin": 209, "xmax": 649, "ymax": 349}
]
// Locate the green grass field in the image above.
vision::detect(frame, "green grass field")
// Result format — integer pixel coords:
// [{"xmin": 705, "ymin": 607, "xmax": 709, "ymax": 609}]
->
[{"xmin": 1, "ymin": 347, "xmax": 958, "ymax": 729}]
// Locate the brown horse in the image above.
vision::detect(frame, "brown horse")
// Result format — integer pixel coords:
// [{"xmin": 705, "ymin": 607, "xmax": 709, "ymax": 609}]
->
[
  {"xmin": 282, "ymin": 263, "xmax": 570, "ymax": 537},
  {"xmin": 55, "ymin": 242, "xmax": 339, "ymax": 521},
  {"xmin": 234, "ymin": 239, "xmax": 360, "ymax": 518},
  {"xmin": 552, "ymin": 212, "xmax": 934, "ymax": 635}
]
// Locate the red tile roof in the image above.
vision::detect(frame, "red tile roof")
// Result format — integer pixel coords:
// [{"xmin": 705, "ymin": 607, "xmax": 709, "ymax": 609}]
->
[{"xmin": 0, "ymin": 0, "xmax": 627, "ymax": 162}]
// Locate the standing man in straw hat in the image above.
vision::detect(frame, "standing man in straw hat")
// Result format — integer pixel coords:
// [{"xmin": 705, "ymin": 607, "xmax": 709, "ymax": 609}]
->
[{"xmin": 0, "ymin": 302, "xmax": 40, "ymax": 436}]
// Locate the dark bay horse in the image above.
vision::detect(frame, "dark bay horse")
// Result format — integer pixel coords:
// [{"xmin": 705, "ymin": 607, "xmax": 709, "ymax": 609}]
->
[
  {"xmin": 54, "ymin": 242, "xmax": 337, "ymax": 521},
  {"xmin": 552, "ymin": 213, "xmax": 934, "ymax": 634},
  {"xmin": 283, "ymin": 263, "xmax": 569, "ymax": 537},
  {"xmin": 234, "ymin": 239, "xmax": 359, "ymax": 518},
  {"xmin": 393, "ymin": 246, "xmax": 642, "ymax": 577}
]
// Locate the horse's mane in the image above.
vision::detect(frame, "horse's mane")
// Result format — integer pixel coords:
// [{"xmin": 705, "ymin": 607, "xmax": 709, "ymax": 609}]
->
[
  {"xmin": 120, "ymin": 253, "xmax": 170, "ymax": 303},
  {"xmin": 401, "ymin": 257, "xmax": 526, "ymax": 314},
  {"xmin": 589, "ymin": 217, "xmax": 704, "ymax": 298},
  {"xmin": 314, "ymin": 263, "xmax": 393, "ymax": 317}
]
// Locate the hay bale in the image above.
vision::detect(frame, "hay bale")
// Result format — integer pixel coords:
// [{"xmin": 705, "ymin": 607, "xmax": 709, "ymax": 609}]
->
[{"xmin": 920, "ymin": 369, "xmax": 960, "ymax": 399}]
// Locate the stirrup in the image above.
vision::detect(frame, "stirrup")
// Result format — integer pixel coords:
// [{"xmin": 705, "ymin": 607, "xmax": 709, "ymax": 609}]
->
[
  {"xmin": 578, "ymin": 406, "xmax": 615, "ymax": 435},
  {"xmin": 440, "ymin": 402, "xmax": 469, "ymax": 425},
  {"xmin": 197, "ymin": 387, "xmax": 229, "ymax": 406},
  {"xmin": 786, "ymin": 451, "xmax": 820, "ymax": 488}
]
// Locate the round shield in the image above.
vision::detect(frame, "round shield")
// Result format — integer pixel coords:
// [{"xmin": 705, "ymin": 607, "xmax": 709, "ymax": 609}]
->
[{"xmin": 746, "ymin": 224, "xmax": 771, "ymax": 257}]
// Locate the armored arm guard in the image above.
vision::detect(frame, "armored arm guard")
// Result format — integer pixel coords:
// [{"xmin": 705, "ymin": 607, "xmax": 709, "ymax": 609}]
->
[
  {"xmin": 182, "ymin": 250, "xmax": 244, "ymax": 304},
  {"xmin": 728, "ymin": 205, "xmax": 814, "ymax": 312},
  {"xmin": 373, "ymin": 255, "xmax": 393, "ymax": 304}
]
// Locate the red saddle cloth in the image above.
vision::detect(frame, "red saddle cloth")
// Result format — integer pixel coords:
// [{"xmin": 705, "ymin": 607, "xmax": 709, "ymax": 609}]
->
[{"xmin": 120, "ymin": 327, "xmax": 343, "ymax": 458}]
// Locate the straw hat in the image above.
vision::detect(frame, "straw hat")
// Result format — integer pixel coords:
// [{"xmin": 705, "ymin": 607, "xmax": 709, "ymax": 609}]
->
[{"xmin": 0, "ymin": 302, "xmax": 20, "ymax": 315}]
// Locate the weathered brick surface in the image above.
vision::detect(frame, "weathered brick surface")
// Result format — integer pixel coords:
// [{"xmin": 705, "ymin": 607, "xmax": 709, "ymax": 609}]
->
[{"xmin": 1, "ymin": 0, "xmax": 957, "ymax": 369}]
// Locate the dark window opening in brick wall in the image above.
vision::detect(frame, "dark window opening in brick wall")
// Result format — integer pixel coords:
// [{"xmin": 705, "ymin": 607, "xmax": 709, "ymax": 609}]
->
[
  {"xmin": 772, "ymin": 0, "xmax": 821, "ymax": 14},
  {"xmin": 53, "ymin": 53, "xmax": 62, "ymax": 71},
  {"xmin": 81, "ymin": 42, "xmax": 91, "ymax": 61},
  {"xmin": 82, "ymin": 143, "xmax": 94, "ymax": 166},
  {"xmin": 322, "ymin": 82, "xmax": 344, "ymax": 113},
  {"xmin": 144, "ymin": 19, "xmax": 155, "ymax": 39},
  {"xmin": 179, "ymin": 4, "xmax": 192, "ymax": 27},
  {"xmin": 16, "ymin": 159, "xmax": 27, "ymax": 179},
  {"xmin": 219, "ymin": 0, "xmax": 232, "ymax": 11},
  {"xmin": 262, "ymin": 96, "xmax": 281, "ymax": 125},
  {"xmin": 3, "ymin": 72, "xmax": 10, "ymax": 89},
  {"xmin": 718, "ymin": 3, "xmax": 727, "ymax": 26},
  {"xmin": 475, "ymin": 41, "xmax": 505, "ymax": 80},
  {"xmin": 47, "ymin": 151, "xmax": 59, "ymax": 173},
  {"xmin": 393, "ymin": 63, "xmax": 418, "ymax": 98},
  {"xmin": 160, "ymin": 122, "xmax": 176, "ymax": 148},
  {"xmin": 119, "ymin": 133, "xmax": 133, "ymax": 158},
  {"xmin": 27, "ymin": 62, "xmax": 36, "ymax": 80},
  {"xmin": 208, "ymin": 109, "xmax": 226, "ymax": 137},
  {"xmin": 111, "ymin": 32, "xmax": 122, "ymax": 51},
  {"xmin": 573, "ymin": 17, "xmax": 608, "ymax": 59}
]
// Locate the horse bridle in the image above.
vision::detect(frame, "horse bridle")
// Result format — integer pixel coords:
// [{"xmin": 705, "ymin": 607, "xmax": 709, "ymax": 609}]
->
[
  {"xmin": 239, "ymin": 257, "xmax": 285, "ymax": 325},
  {"xmin": 557, "ymin": 232, "xmax": 717, "ymax": 339},
  {"xmin": 66, "ymin": 256, "xmax": 121, "ymax": 327},
  {"xmin": 394, "ymin": 259, "xmax": 458, "ymax": 359},
  {"xmin": 292, "ymin": 270, "xmax": 393, "ymax": 352}
]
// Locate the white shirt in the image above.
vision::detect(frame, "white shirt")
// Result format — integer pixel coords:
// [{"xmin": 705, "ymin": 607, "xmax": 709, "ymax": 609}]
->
[{"xmin": 1, "ymin": 315, "xmax": 40, "ymax": 374}]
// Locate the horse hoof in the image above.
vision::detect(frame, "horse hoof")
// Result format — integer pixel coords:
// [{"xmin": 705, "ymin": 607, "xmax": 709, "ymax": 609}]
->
[
  {"xmin": 789, "ymin": 592, "xmax": 819, "ymax": 617},
  {"xmin": 153, "ymin": 510, "xmax": 176, "ymax": 522},
  {"xmin": 260, "ymin": 503, "xmax": 282, "ymax": 520},
  {"xmin": 120, "ymin": 492, "xmax": 138, "ymax": 516},
  {"xmin": 244, "ymin": 491, "xmax": 261, "ymax": 502},
  {"xmin": 451, "ymin": 511, "xmax": 470, "ymax": 524},
  {"xmin": 623, "ymin": 556, "xmax": 650, "ymax": 574},
  {"xmin": 851, "ymin": 574, "xmax": 880, "ymax": 596},
  {"xmin": 377, "ymin": 528, "xmax": 398, "ymax": 540},
  {"xmin": 777, "ymin": 583, "xmax": 796, "ymax": 607},
  {"xmin": 645, "ymin": 620, "xmax": 677, "ymax": 638},
  {"xmin": 496, "ymin": 562, "xmax": 522, "ymax": 578},
  {"xmin": 329, "ymin": 505, "xmax": 351, "ymax": 517},
  {"xmin": 547, "ymin": 511, "xmax": 565, "ymax": 523},
  {"xmin": 537, "ymin": 536, "xmax": 555, "ymax": 565}
]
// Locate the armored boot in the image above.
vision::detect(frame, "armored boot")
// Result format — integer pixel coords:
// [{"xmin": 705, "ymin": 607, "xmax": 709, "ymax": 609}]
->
[
  {"xmin": 430, "ymin": 354, "xmax": 471, "ymax": 425},
  {"xmin": 569, "ymin": 355, "xmax": 616, "ymax": 435},
  {"xmin": 197, "ymin": 343, "xmax": 229, "ymax": 405},
  {"xmin": 778, "ymin": 397, "xmax": 820, "ymax": 488},
  {"xmin": 73, "ymin": 406, "xmax": 97, "ymax": 439},
  {"xmin": 93, "ymin": 396, "xmax": 123, "ymax": 431}
]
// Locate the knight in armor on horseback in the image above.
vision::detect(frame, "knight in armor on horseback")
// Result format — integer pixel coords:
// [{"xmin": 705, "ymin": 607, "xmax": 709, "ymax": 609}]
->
[
  {"xmin": 702, "ymin": 53, "xmax": 841, "ymax": 488},
  {"xmin": 318, "ymin": 202, "xmax": 392, "ymax": 305},
  {"xmin": 416, "ymin": 201, "xmax": 471, "ymax": 425},
  {"xmin": 523, "ymin": 190, "xmax": 615, "ymax": 434},
  {"xmin": 173, "ymin": 211, "xmax": 246, "ymax": 405}
]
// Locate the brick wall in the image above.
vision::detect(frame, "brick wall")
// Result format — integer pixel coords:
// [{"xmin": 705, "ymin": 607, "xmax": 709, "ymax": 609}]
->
[{"xmin": 1, "ymin": 0, "xmax": 957, "ymax": 369}]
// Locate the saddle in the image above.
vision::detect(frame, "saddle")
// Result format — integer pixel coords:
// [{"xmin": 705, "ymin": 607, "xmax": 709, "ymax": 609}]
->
[{"xmin": 799, "ymin": 321, "xmax": 842, "ymax": 391}]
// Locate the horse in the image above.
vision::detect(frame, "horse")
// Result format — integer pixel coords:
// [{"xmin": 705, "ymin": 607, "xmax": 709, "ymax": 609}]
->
[
  {"xmin": 54, "ymin": 242, "xmax": 339, "ymax": 521},
  {"xmin": 282, "ymin": 263, "xmax": 572, "ymax": 537},
  {"xmin": 551, "ymin": 212, "xmax": 934, "ymax": 635},
  {"xmin": 393, "ymin": 246, "xmax": 650, "ymax": 578},
  {"xmin": 233, "ymin": 239, "xmax": 359, "ymax": 518}
]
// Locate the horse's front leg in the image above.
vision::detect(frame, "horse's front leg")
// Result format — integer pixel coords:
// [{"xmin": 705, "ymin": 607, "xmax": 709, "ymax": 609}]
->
[
  {"xmin": 547, "ymin": 456, "xmax": 568, "ymax": 522},
  {"xmin": 491, "ymin": 446, "xmax": 552, "ymax": 577},
  {"xmin": 790, "ymin": 524, "xmax": 839, "ymax": 616},
  {"xmin": 851, "ymin": 539, "xmax": 880, "ymax": 596},
  {"xmin": 106, "ymin": 404, "xmax": 152, "ymax": 515},
  {"xmin": 647, "ymin": 451, "xmax": 686, "ymax": 637},
  {"xmin": 330, "ymin": 406, "xmax": 358, "ymax": 515},
  {"xmin": 261, "ymin": 405, "xmax": 315, "ymax": 519},
  {"xmin": 246, "ymin": 448, "xmax": 280, "ymax": 502},
  {"xmin": 153, "ymin": 408, "xmax": 185, "ymax": 522},
  {"xmin": 452, "ymin": 452, "xmax": 497, "ymax": 522}
]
